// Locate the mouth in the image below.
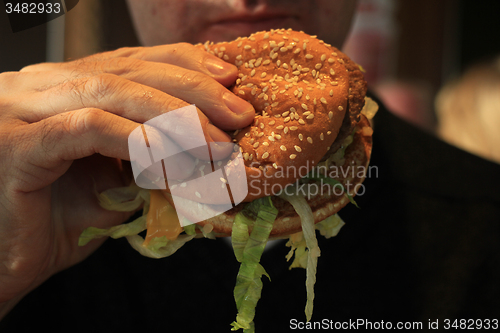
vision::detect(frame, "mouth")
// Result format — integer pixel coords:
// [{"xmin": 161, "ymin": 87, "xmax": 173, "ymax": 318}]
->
[{"xmin": 204, "ymin": 13, "xmax": 298, "ymax": 41}]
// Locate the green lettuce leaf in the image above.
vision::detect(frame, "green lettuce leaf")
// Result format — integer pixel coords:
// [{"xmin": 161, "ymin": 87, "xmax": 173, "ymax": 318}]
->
[
  {"xmin": 315, "ymin": 214, "xmax": 345, "ymax": 239},
  {"xmin": 278, "ymin": 187, "xmax": 320, "ymax": 322},
  {"xmin": 78, "ymin": 215, "xmax": 147, "ymax": 246},
  {"xmin": 230, "ymin": 197, "xmax": 278, "ymax": 332},
  {"xmin": 96, "ymin": 182, "xmax": 148, "ymax": 212},
  {"xmin": 126, "ymin": 234, "xmax": 195, "ymax": 259}
]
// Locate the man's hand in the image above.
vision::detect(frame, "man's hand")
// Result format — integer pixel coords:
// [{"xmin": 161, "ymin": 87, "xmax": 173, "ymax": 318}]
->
[{"xmin": 0, "ymin": 43, "xmax": 254, "ymax": 315}]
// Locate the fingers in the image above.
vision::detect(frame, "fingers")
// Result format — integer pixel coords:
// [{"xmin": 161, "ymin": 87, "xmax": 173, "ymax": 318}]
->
[
  {"xmin": 17, "ymin": 59, "xmax": 255, "ymax": 131},
  {"xmin": 101, "ymin": 58, "xmax": 254, "ymax": 128},
  {"xmin": 91, "ymin": 43, "xmax": 240, "ymax": 86},
  {"xmin": 14, "ymin": 108, "xmax": 195, "ymax": 192}
]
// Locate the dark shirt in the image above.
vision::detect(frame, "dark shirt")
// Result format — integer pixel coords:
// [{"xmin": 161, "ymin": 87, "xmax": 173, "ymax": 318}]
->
[{"xmin": 2, "ymin": 98, "xmax": 499, "ymax": 332}]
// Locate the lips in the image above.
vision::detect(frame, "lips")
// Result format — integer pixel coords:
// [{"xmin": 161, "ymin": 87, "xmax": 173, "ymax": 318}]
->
[{"xmin": 202, "ymin": 13, "xmax": 299, "ymax": 42}]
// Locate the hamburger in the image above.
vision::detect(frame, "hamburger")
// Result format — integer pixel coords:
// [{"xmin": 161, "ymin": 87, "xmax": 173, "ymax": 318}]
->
[{"xmin": 79, "ymin": 29, "xmax": 377, "ymax": 331}]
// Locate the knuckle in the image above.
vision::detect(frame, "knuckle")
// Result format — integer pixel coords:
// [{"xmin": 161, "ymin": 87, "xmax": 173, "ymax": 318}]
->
[
  {"xmin": 0, "ymin": 71, "xmax": 20, "ymax": 92},
  {"xmin": 104, "ymin": 57, "xmax": 143, "ymax": 76},
  {"xmin": 73, "ymin": 73, "xmax": 118, "ymax": 104},
  {"xmin": 66, "ymin": 108, "xmax": 104, "ymax": 137},
  {"xmin": 177, "ymin": 70, "xmax": 209, "ymax": 91}
]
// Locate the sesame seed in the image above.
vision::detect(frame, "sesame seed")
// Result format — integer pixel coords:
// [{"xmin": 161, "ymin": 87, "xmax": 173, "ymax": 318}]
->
[
  {"xmin": 307, "ymin": 137, "xmax": 313, "ymax": 143},
  {"xmin": 262, "ymin": 152, "xmax": 270, "ymax": 159},
  {"xmin": 327, "ymin": 131, "xmax": 332, "ymax": 135},
  {"xmin": 239, "ymin": 90, "xmax": 245, "ymax": 95},
  {"xmin": 252, "ymin": 49, "xmax": 257, "ymax": 54},
  {"xmin": 195, "ymin": 191, "xmax": 202, "ymax": 198},
  {"xmin": 253, "ymin": 142, "xmax": 260, "ymax": 148},
  {"xmin": 280, "ymin": 145, "xmax": 287, "ymax": 151},
  {"xmin": 301, "ymin": 103, "xmax": 308, "ymax": 110},
  {"xmin": 315, "ymin": 63, "xmax": 322, "ymax": 70},
  {"xmin": 290, "ymin": 154, "xmax": 297, "ymax": 159},
  {"xmin": 284, "ymin": 117, "xmax": 291, "ymax": 123},
  {"xmin": 328, "ymin": 111, "xmax": 333, "ymax": 120},
  {"xmin": 284, "ymin": 127, "xmax": 289, "ymax": 134},
  {"xmin": 321, "ymin": 54, "xmax": 327, "ymax": 61},
  {"xmin": 275, "ymin": 134, "xmax": 281, "ymax": 139},
  {"xmin": 328, "ymin": 58, "xmax": 335, "ymax": 63},
  {"xmin": 263, "ymin": 59, "xmax": 271, "ymax": 65},
  {"xmin": 250, "ymin": 69, "xmax": 256, "ymax": 76},
  {"xmin": 273, "ymin": 163, "xmax": 278, "ymax": 169},
  {"xmin": 243, "ymin": 153, "xmax": 249, "ymax": 160},
  {"xmin": 329, "ymin": 90, "xmax": 334, "ymax": 96},
  {"xmin": 268, "ymin": 136, "xmax": 275, "ymax": 142},
  {"xmin": 276, "ymin": 125, "xmax": 284, "ymax": 130},
  {"xmin": 298, "ymin": 119, "xmax": 305, "ymax": 125},
  {"xmin": 299, "ymin": 134, "xmax": 303, "ymax": 141},
  {"xmin": 262, "ymin": 142, "xmax": 269, "ymax": 147},
  {"xmin": 280, "ymin": 47, "xmax": 287, "ymax": 52},
  {"xmin": 290, "ymin": 107, "xmax": 296, "ymax": 112},
  {"xmin": 244, "ymin": 45, "xmax": 251, "ymax": 50},
  {"xmin": 338, "ymin": 106, "xmax": 344, "ymax": 111},
  {"xmin": 306, "ymin": 114, "xmax": 314, "ymax": 120},
  {"xmin": 290, "ymin": 126, "xmax": 298, "ymax": 131},
  {"xmin": 272, "ymin": 53, "xmax": 278, "ymax": 60},
  {"xmin": 261, "ymin": 72, "xmax": 267, "ymax": 78},
  {"xmin": 294, "ymin": 145, "xmax": 302, "ymax": 152},
  {"xmin": 305, "ymin": 54, "xmax": 314, "ymax": 59},
  {"xmin": 320, "ymin": 133, "xmax": 324, "ymax": 140},
  {"xmin": 303, "ymin": 111, "xmax": 311, "ymax": 116},
  {"xmin": 292, "ymin": 70, "xmax": 301, "ymax": 76},
  {"xmin": 320, "ymin": 97, "xmax": 327, "ymax": 104},
  {"xmin": 330, "ymin": 68, "xmax": 335, "ymax": 76}
]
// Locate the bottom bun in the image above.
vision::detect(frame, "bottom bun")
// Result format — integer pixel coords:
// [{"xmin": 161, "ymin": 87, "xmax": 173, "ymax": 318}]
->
[{"xmin": 165, "ymin": 115, "xmax": 372, "ymax": 238}]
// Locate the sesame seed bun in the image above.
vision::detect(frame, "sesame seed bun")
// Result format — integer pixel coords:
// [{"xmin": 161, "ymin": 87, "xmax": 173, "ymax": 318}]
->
[
  {"xmin": 203, "ymin": 29, "xmax": 366, "ymax": 202},
  {"xmin": 163, "ymin": 29, "xmax": 371, "ymax": 237}
]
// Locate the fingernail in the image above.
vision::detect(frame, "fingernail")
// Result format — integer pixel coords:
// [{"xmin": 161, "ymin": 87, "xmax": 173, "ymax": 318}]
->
[
  {"xmin": 223, "ymin": 92, "xmax": 255, "ymax": 115},
  {"xmin": 205, "ymin": 57, "xmax": 234, "ymax": 76},
  {"xmin": 207, "ymin": 124, "xmax": 233, "ymax": 160},
  {"xmin": 207, "ymin": 124, "xmax": 231, "ymax": 143}
]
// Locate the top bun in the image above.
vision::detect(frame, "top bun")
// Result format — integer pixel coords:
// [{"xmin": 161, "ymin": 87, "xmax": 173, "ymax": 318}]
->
[
  {"xmin": 202, "ymin": 29, "xmax": 366, "ymax": 202},
  {"xmin": 163, "ymin": 29, "xmax": 367, "ymax": 205}
]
